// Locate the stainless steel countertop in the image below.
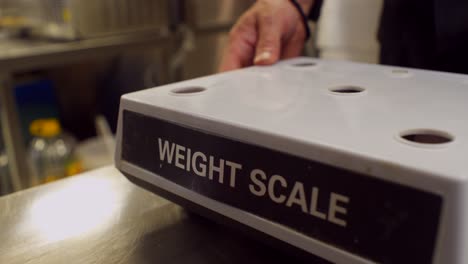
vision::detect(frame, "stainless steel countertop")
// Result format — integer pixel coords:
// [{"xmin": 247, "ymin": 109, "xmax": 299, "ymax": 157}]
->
[{"xmin": 0, "ymin": 166, "xmax": 310, "ymax": 264}]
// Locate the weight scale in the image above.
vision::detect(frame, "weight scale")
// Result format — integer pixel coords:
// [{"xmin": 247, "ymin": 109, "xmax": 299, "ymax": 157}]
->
[{"xmin": 115, "ymin": 58, "xmax": 468, "ymax": 263}]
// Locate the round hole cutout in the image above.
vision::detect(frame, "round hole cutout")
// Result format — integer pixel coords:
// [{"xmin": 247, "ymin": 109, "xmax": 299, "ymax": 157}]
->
[
  {"xmin": 399, "ymin": 129, "xmax": 454, "ymax": 146},
  {"xmin": 329, "ymin": 86, "xmax": 366, "ymax": 94},
  {"xmin": 171, "ymin": 86, "xmax": 206, "ymax": 95},
  {"xmin": 292, "ymin": 62, "xmax": 317, "ymax": 67}
]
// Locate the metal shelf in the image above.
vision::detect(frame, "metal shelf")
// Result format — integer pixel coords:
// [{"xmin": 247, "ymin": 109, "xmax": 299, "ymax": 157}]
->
[{"xmin": 0, "ymin": 31, "xmax": 170, "ymax": 191}]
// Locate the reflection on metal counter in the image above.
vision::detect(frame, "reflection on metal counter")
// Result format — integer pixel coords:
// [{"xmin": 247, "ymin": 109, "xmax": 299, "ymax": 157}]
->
[{"xmin": 0, "ymin": 166, "xmax": 322, "ymax": 264}]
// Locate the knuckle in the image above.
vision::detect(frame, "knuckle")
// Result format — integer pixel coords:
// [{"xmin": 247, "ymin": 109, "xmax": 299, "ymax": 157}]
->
[
  {"xmin": 259, "ymin": 13, "xmax": 274, "ymax": 26},
  {"xmin": 229, "ymin": 13, "xmax": 255, "ymax": 42},
  {"xmin": 259, "ymin": 37, "xmax": 275, "ymax": 49}
]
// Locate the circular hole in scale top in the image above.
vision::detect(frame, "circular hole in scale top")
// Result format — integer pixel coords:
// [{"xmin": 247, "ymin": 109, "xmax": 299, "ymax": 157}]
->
[
  {"xmin": 171, "ymin": 86, "xmax": 207, "ymax": 95},
  {"xmin": 329, "ymin": 86, "xmax": 366, "ymax": 95},
  {"xmin": 398, "ymin": 129, "xmax": 454, "ymax": 147},
  {"xmin": 286, "ymin": 61, "xmax": 319, "ymax": 71},
  {"xmin": 292, "ymin": 62, "xmax": 317, "ymax": 67}
]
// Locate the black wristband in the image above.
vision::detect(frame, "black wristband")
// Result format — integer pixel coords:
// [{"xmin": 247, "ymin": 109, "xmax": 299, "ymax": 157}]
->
[
  {"xmin": 289, "ymin": 0, "xmax": 311, "ymax": 41},
  {"xmin": 308, "ymin": 0, "xmax": 323, "ymax": 22}
]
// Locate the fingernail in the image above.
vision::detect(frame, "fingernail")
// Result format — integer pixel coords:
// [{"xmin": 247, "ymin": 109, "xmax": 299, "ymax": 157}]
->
[{"xmin": 254, "ymin": 51, "xmax": 271, "ymax": 64}]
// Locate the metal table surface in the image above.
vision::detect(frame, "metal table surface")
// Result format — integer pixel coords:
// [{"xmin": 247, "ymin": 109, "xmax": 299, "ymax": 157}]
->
[{"xmin": 0, "ymin": 166, "xmax": 312, "ymax": 264}]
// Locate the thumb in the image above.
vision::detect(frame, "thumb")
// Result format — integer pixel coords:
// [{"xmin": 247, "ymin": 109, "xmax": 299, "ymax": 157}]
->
[{"xmin": 254, "ymin": 14, "xmax": 282, "ymax": 66}]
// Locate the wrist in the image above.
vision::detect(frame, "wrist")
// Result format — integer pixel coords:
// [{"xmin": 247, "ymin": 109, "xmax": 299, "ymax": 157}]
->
[{"xmin": 288, "ymin": 0, "xmax": 312, "ymax": 40}]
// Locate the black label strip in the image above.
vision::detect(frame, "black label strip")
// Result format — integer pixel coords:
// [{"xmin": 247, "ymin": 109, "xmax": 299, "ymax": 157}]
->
[{"xmin": 122, "ymin": 110, "xmax": 441, "ymax": 263}]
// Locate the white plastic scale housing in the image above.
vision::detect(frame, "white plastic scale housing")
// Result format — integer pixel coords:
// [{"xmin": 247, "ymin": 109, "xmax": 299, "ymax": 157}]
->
[{"xmin": 115, "ymin": 58, "xmax": 468, "ymax": 264}]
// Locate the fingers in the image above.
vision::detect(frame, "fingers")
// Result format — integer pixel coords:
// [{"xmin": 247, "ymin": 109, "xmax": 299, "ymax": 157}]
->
[
  {"xmin": 219, "ymin": 0, "xmax": 308, "ymax": 72},
  {"xmin": 281, "ymin": 24, "xmax": 307, "ymax": 59},
  {"xmin": 219, "ymin": 12, "xmax": 257, "ymax": 72},
  {"xmin": 254, "ymin": 12, "xmax": 282, "ymax": 66},
  {"xmin": 219, "ymin": 36, "xmax": 255, "ymax": 72},
  {"xmin": 219, "ymin": 41, "xmax": 253, "ymax": 72}
]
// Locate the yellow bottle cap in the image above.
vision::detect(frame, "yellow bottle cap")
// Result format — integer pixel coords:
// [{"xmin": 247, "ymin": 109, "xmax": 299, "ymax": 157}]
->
[{"xmin": 29, "ymin": 119, "xmax": 62, "ymax": 138}]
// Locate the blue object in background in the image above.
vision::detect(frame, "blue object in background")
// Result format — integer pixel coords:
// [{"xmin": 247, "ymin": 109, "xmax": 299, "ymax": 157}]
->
[{"xmin": 14, "ymin": 79, "xmax": 60, "ymax": 144}]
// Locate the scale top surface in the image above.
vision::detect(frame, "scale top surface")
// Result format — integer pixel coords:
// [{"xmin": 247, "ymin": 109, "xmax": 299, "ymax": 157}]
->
[{"xmin": 122, "ymin": 58, "xmax": 468, "ymax": 183}]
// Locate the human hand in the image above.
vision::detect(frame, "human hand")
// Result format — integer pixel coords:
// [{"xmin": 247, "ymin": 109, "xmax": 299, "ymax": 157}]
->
[{"xmin": 219, "ymin": 0, "xmax": 314, "ymax": 72}]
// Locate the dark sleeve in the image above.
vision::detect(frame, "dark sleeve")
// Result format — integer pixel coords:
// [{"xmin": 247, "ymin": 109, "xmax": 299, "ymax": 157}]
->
[{"xmin": 308, "ymin": 0, "xmax": 323, "ymax": 21}]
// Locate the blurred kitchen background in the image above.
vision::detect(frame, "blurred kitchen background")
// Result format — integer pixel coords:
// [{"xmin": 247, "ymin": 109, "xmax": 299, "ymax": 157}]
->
[{"xmin": 0, "ymin": 0, "xmax": 383, "ymax": 195}]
